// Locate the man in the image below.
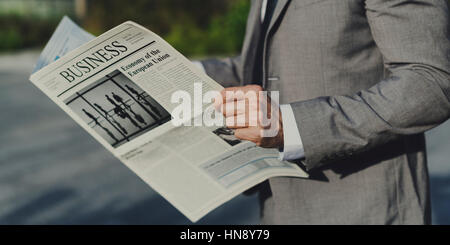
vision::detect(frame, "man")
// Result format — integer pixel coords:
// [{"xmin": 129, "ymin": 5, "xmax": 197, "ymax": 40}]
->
[{"xmin": 199, "ymin": 0, "xmax": 450, "ymax": 224}]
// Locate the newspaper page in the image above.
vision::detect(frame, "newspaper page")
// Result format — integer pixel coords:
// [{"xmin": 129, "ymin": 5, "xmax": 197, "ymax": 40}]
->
[
  {"xmin": 29, "ymin": 20, "xmax": 308, "ymax": 222},
  {"xmin": 32, "ymin": 16, "xmax": 95, "ymax": 74}
]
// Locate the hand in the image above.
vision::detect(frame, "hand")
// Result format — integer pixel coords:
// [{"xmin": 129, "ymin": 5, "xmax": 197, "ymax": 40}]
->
[{"xmin": 214, "ymin": 85, "xmax": 284, "ymax": 148}]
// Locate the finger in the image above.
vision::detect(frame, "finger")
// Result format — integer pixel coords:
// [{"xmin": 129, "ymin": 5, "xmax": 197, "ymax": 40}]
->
[
  {"xmin": 214, "ymin": 88, "xmax": 250, "ymax": 112},
  {"xmin": 221, "ymin": 88, "xmax": 246, "ymax": 103},
  {"xmin": 224, "ymin": 110, "xmax": 259, "ymax": 128},
  {"xmin": 213, "ymin": 93, "xmax": 224, "ymax": 110},
  {"xmin": 220, "ymin": 85, "xmax": 263, "ymax": 103},
  {"xmin": 225, "ymin": 115, "xmax": 249, "ymax": 129},
  {"xmin": 234, "ymin": 127, "xmax": 262, "ymax": 144},
  {"xmin": 222, "ymin": 100, "xmax": 248, "ymax": 116}
]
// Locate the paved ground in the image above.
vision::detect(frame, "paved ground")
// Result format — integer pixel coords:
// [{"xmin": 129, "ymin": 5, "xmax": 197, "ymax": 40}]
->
[{"xmin": 0, "ymin": 51, "xmax": 448, "ymax": 224}]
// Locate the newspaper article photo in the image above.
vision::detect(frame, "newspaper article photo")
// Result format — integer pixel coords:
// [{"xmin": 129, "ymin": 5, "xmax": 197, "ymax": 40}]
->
[{"xmin": 64, "ymin": 69, "xmax": 171, "ymax": 148}]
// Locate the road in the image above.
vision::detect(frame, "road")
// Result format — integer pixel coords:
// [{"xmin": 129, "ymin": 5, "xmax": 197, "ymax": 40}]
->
[{"xmin": 0, "ymin": 51, "xmax": 448, "ymax": 224}]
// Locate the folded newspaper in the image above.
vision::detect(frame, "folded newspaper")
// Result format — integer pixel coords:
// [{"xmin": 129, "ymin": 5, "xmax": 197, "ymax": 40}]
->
[{"xmin": 30, "ymin": 17, "xmax": 308, "ymax": 222}]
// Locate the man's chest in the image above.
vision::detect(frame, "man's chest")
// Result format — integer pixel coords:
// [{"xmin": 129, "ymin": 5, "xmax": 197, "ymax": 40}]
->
[{"xmin": 261, "ymin": 0, "xmax": 384, "ymax": 102}]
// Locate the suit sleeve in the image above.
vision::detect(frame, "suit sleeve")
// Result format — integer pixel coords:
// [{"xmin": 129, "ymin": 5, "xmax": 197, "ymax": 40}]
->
[
  {"xmin": 290, "ymin": 0, "xmax": 450, "ymax": 171},
  {"xmin": 200, "ymin": 56, "xmax": 243, "ymax": 88}
]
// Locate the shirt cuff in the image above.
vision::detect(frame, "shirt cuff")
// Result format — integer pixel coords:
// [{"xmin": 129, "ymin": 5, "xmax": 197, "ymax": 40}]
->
[{"xmin": 279, "ymin": 104, "xmax": 305, "ymax": 161}]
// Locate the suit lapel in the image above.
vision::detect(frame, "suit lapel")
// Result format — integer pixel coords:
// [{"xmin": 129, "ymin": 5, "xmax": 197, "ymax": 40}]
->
[
  {"xmin": 267, "ymin": 0, "xmax": 290, "ymax": 35},
  {"xmin": 242, "ymin": 0, "xmax": 291, "ymax": 85},
  {"xmin": 260, "ymin": 0, "xmax": 290, "ymax": 87},
  {"xmin": 242, "ymin": 0, "xmax": 263, "ymax": 84}
]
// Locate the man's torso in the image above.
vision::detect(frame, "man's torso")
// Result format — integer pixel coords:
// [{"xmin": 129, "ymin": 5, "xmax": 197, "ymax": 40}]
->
[{"xmin": 242, "ymin": 0, "xmax": 430, "ymax": 225}]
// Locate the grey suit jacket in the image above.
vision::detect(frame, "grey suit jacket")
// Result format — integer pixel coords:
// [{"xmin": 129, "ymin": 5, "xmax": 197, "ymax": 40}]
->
[{"xmin": 201, "ymin": 0, "xmax": 450, "ymax": 224}]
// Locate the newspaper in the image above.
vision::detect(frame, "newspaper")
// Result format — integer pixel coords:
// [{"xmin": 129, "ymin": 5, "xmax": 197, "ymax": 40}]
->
[
  {"xmin": 32, "ymin": 16, "xmax": 95, "ymax": 73},
  {"xmin": 30, "ymin": 18, "xmax": 308, "ymax": 222}
]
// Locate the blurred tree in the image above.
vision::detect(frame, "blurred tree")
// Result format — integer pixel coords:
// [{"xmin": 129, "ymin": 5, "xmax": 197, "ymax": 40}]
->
[
  {"xmin": 0, "ymin": 0, "xmax": 250, "ymax": 56},
  {"xmin": 83, "ymin": 0, "xmax": 250, "ymax": 56},
  {"xmin": 84, "ymin": 0, "xmax": 230, "ymax": 33},
  {"xmin": 0, "ymin": 14, "xmax": 60, "ymax": 51}
]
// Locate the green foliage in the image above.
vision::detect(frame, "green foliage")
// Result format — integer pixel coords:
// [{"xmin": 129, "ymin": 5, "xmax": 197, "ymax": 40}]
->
[
  {"xmin": 0, "ymin": 14, "xmax": 60, "ymax": 51},
  {"xmin": 0, "ymin": 0, "xmax": 250, "ymax": 56},
  {"xmin": 164, "ymin": 0, "xmax": 250, "ymax": 56},
  {"xmin": 207, "ymin": 0, "xmax": 250, "ymax": 54}
]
